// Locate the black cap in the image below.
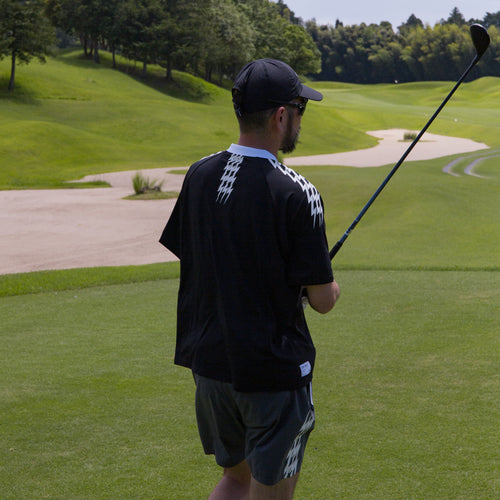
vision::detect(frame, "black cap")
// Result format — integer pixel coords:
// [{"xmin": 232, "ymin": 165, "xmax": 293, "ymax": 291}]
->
[{"xmin": 232, "ymin": 59, "xmax": 323, "ymax": 115}]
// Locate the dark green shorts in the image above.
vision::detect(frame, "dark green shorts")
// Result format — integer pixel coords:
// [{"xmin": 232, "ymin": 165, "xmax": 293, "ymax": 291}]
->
[{"xmin": 194, "ymin": 374, "xmax": 315, "ymax": 486}]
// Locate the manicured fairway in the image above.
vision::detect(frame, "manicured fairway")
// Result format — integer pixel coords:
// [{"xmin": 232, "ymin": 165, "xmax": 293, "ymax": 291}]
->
[
  {"xmin": 1, "ymin": 47, "xmax": 499, "ymax": 499},
  {"xmin": 0, "ymin": 269, "xmax": 498, "ymax": 498}
]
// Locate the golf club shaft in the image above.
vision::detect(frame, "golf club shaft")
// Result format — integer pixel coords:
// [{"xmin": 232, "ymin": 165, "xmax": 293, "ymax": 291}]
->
[{"xmin": 329, "ymin": 54, "xmax": 481, "ymax": 261}]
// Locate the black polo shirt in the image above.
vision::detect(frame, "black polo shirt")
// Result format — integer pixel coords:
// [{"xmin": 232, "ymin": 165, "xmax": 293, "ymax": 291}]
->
[{"xmin": 160, "ymin": 144, "xmax": 333, "ymax": 392}]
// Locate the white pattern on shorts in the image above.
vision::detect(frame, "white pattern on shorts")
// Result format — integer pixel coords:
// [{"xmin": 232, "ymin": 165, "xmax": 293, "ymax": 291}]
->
[{"xmin": 283, "ymin": 409, "xmax": 315, "ymax": 479}]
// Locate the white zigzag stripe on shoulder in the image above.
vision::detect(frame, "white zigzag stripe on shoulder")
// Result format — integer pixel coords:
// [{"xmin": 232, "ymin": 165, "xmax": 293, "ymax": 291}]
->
[{"xmin": 270, "ymin": 158, "xmax": 324, "ymax": 228}]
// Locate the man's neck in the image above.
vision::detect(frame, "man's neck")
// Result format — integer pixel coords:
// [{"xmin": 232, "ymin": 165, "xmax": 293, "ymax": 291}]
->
[
  {"xmin": 237, "ymin": 134, "xmax": 279, "ymax": 159},
  {"xmin": 228, "ymin": 144, "xmax": 278, "ymax": 161}
]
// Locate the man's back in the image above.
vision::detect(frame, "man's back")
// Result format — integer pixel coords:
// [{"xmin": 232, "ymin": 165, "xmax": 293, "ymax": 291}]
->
[
  {"xmin": 159, "ymin": 58, "xmax": 340, "ymax": 498},
  {"xmin": 160, "ymin": 145, "xmax": 332, "ymax": 391}
]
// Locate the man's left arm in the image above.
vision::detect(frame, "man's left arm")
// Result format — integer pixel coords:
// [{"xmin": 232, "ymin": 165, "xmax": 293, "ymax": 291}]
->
[{"xmin": 306, "ymin": 281, "xmax": 340, "ymax": 314}]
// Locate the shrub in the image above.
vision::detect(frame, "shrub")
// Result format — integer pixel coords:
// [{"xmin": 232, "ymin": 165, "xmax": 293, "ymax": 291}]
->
[
  {"xmin": 404, "ymin": 131, "xmax": 417, "ymax": 141},
  {"xmin": 132, "ymin": 172, "xmax": 164, "ymax": 194}
]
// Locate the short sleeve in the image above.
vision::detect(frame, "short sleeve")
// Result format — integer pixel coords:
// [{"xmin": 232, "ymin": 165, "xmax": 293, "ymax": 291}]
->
[
  {"xmin": 159, "ymin": 195, "xmax": 181, "ymax": 258},
  {"xmin": 287, "ymin": 194, "xmax": 333, "ymax": 286}
]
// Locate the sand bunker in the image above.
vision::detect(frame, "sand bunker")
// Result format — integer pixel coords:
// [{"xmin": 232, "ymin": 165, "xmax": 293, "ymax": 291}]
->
[
  {"xmin": 0, "ymin": 130, "xmax": 490, "ymax": 275},
  {"xmin": 285, "ymin": 129, "xmax": 489, "ymax": 167},
  {"xmin": 0, "ymin": 169, "xmax": 184, "ymax": 275}
]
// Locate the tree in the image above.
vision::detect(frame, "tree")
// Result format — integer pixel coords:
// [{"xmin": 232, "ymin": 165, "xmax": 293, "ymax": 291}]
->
[
  {"xmin": 475, "ymin": 24, "xmax": 500, "ymax": 77},
  {"xmin": 274, "ymin": 0, "xmax": 302, "ymax": 26},
  {"xmin": 483, "ymin": 11, "xmax": 500, "ymax": 29},
  {"xmin": 398, "ymin": 14, "xmax": 424, "ymax": 35},
  {"xmin": 76, "ymin": 0, "xmax": 119, "ymax": 63},
  {"xmin": 45, "ymin": 0, "xmax": 90, "ymax": 55},
  {"xmin": 0, "ymin": 1, "xmax": 13, "ymax": 56},
  {"xmin": 115, "ymin": 0, "xmax": 163, "ymax": 77},
  {"xmin": 304, "ymin": 21, "xmax": 338, "ymax": 80},
  {"xmin": 0, "ymin": 0, "xmax": 55, "ymax": 91},
  {"xmin": 45, "ymin": 0, "xmax": 120, "ymax": 62},
  {"xmin": 442, "ymin": 7, "xmax": 466, "ymax": 26},
  {"xmin": 154, "ymin": 0, "xmax": 196, "ymax": 80},
  {"xmin": 401, "ymin": 23, "xmax": 472, "ymax": 81},
  {"xmin": 281, "ymin": 22, "xmax": 321, "ymax": 74},
  {"xmin": 234, "ymin": 0, "xmax": 320, "ymax": 75},
  {"xmin": 200, "ymin": 0, "xmax": 255, "ymax": 83},
  {"xmin": 153, "ymin": 5, "xmax": 179, "ymax": 80}
]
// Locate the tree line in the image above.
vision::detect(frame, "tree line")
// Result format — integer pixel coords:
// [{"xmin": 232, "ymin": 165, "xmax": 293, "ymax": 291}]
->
[
  {"xmin": 306, "ymin": 9, "xmax": 500, "ymax": 83},
  {"xmin": 0, "ymin": 0, "xmax": 320, "ymax": 89},
  {"xmin": 43, "ymin": 0, "xmax": 321, "ymax": 82},
  {"xmin": 1, "ymin": 1, "xmax": 499, "ymax": 91}
]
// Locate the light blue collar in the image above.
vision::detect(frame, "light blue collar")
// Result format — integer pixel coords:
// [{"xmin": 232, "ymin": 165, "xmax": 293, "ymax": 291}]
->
[{"xmin": 227, "ymin": 144, "xmax": 278, "ymax": 162}]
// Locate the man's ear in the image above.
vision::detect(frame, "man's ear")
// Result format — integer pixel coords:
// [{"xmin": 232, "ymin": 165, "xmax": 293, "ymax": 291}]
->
[{"xmin": 275, "ymin": 106, "xmax": 286, "ymax": 128}]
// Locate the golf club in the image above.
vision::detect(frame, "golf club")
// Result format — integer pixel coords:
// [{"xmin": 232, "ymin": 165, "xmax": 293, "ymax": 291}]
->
[{"xmin": 329, "ymin": 23, "xmax": 490, "ymax": 260}]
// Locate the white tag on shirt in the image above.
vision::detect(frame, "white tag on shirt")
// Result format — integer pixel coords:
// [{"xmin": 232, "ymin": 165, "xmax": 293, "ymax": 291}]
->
[{"xmin": 300, "ymin": 361, "xmax": 311, "ymax": 377}]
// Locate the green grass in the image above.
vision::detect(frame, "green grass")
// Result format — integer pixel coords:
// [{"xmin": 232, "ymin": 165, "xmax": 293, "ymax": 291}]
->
[
  {"xmin": 2, "ymin": 50, "xmax": 500, "ymax": 188},
  {"xmin": 122, "ymin": 190, "xmax": 178, "ymax": 200},
  {"xmin": 294, "ymin": 152, "xmax": 500, "ymax": 271},
  {"xmin": 0, "ymin": 270, "xmax": 498, "ymax": 498},
  {"xmin": 311, "ymin": 78, "xmax": 500, "ymax": 151},
  {"xmin": 0, "ymin": 262, "xmax": 179, "ymax": 298},
  {"xmin": 304, "ymin": 269, "xmax": 499, "ymax": 499},
  {"xmin": 0, "ymin": 48, "xmax": 499, "ymax": 498},
  {"xmin": 0, "ymin": 50, "xmax": 234, "ymax": 189}
]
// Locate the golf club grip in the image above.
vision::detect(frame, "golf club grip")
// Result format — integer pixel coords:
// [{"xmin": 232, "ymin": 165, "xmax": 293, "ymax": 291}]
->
[{"xmin": 329, "ymin": 53, "xmax": 481, "ymax": 261}]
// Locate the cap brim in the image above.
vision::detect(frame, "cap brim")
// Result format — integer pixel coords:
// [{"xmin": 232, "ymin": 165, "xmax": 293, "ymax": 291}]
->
[{"xmin": 300, "ymin": 84, "xmax": 323, "ymax": 101}]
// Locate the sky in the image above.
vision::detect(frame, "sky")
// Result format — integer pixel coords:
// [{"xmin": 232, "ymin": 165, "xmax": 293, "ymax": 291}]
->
[{"xmin": 278, "ymin": 0, "xmax": 498, "ymax": 28}]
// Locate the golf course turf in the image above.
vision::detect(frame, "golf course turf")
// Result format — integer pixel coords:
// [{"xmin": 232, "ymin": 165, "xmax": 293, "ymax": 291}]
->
[{"xmin": 0, "ymin": 50, "xmax": 498, "ymax": 498}]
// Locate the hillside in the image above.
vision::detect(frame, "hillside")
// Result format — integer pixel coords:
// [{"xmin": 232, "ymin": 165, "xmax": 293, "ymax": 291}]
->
[
  {"xmin": 0, "ymin": 50, "xmax": 233, "ymax": 189},
  {"xmin": 1, "ymin": 50, "xmax": 500, "ymax": 189}
]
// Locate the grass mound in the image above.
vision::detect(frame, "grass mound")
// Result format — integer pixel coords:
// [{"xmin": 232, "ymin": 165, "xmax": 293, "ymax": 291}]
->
[
  {"xmin": 0, "ymin": 50, "xmax": 234, "ymax": 188},
  {"xmin": 4, "ymin": 49, "xmax": 499, "ymax": 189}
]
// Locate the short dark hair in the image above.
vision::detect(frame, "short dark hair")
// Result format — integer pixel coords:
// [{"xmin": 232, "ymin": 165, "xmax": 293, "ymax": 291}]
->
[{"xmin": 236, "ymin": 107, "xmax": 279, "ymax": 134}]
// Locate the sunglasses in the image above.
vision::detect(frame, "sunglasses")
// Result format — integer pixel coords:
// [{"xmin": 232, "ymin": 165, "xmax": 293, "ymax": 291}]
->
[{"xmin": 270, "ymin": 99, "xmax": 308, "ymax": 116}]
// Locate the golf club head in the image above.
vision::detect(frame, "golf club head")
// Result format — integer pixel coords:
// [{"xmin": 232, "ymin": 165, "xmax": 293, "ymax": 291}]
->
[{"xmin": 470, "ymin": 24, "xmax": 490, "ymax": 59}]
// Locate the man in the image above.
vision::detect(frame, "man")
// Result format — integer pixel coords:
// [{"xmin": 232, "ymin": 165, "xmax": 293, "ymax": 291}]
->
[{"xmin": 160, "ymin": 58, "xmax": 340, "ymax": 499}]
